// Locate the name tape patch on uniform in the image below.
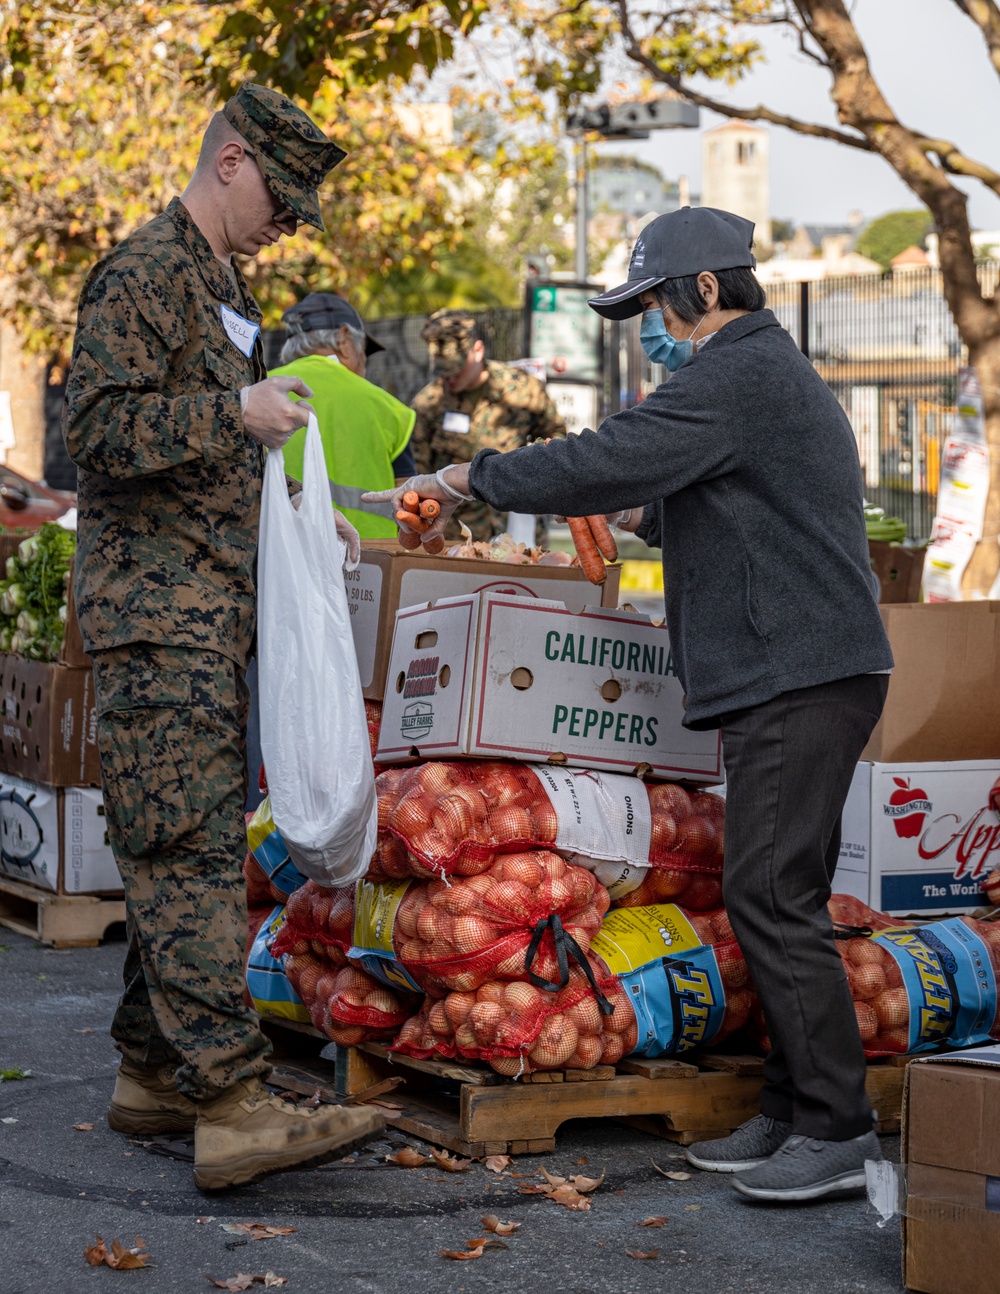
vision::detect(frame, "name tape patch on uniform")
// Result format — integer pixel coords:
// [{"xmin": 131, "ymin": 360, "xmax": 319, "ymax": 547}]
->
[
  {"xmin": 442, "ymin": 411, "xmax": 471, "ymax": 434},
  {"xmin": 220, "ymin": 303, "xmax": 260, "ymax": 358}
]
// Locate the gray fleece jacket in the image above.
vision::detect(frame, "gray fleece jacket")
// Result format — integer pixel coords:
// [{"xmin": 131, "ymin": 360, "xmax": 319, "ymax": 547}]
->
[{"xmin": 467, "ymin": 308, "xmax": 893, "ymax": 729}]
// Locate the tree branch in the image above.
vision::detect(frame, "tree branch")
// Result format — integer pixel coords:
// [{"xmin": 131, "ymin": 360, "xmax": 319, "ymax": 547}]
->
[
  {"xmin": 615, "ymin": 0, "xmax": 872, "ymax": 150},
  {"xmin": 951, "ymin": 0, "xmax": 1000, "ymax": 82}
]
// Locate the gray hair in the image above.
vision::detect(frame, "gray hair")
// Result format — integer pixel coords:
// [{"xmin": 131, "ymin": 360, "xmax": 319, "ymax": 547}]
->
[{"xmin": 279, "ymin": 324, "xmax": 366, "ymax": 365}]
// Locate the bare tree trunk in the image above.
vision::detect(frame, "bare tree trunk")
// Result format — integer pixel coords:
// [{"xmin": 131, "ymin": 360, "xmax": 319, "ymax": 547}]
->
[{"xmin": 0, "ymin": 316, "xmax": 47, "ymax": 482}]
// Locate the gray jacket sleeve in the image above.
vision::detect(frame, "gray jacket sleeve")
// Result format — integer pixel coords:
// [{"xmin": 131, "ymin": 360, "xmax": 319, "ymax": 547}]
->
[{"xmin": 467, "ymin": 365, "xmax": 741, "ymax": 519}]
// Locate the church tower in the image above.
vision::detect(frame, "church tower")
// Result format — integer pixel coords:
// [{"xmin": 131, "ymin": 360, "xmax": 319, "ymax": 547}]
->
[{"xmin": 701, "ymin": 120, "xmax": 772, "ymax": 255}]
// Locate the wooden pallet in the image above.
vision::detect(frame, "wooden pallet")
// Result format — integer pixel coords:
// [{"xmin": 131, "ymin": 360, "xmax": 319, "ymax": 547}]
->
[
  {"xmin": 267, "ymin": 1033, "xmax": 908, "ymax": 1159},
  {"xmin": 0, "ymin": 875, "xmax": 125, "ymax": 947}
]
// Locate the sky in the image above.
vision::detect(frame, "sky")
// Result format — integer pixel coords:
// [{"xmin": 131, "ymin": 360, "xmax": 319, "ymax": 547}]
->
[{"xmin": 590, "ymin": 0, "xmax": 1000, "ymax": 231}]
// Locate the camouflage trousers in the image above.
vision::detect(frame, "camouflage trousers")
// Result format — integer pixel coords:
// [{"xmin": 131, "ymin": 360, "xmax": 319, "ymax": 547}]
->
[{"xmin": 92, "ymin": 643, "xmax": 272, "ymax": 1100}]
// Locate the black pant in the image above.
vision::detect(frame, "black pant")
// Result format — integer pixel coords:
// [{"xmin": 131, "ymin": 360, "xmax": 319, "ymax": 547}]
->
[{"xmin": 720, "ymin": 674, "xmax": 889, "ymax": 1141}]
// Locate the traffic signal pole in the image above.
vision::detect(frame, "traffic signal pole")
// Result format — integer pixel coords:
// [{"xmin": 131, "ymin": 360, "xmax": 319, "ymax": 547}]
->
[{"xmin": 574, "ymin": 138, "xmax": 589, "ymax": 282}]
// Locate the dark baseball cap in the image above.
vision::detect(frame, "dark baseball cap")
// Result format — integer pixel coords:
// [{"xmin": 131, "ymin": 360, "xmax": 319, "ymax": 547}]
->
[
  {"xmin": 589, "ymin": 207, "xmax": 757, "ymax": 320},
  {"xmin": 282, "ymin": 293, "xmax": 385, "ymax": 356},
  {"xmin": 223, "ymin": 82, "xmax": 346, "ymax": 233}
]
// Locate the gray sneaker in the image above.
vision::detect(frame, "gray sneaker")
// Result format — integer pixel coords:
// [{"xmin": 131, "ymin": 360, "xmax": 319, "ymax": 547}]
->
[
  {"xmin": 685, "ymin": 1114, "xmax": 793, "ymax": 1174},
  {"xmin": 732, "ymin": 1129, "xmax": 882, "ymax": 1202}
]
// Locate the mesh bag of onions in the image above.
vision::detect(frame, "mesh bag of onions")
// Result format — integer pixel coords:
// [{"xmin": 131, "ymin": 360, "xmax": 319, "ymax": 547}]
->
[
  {"xmin": 834, "ymin": 909, "xmax": 1000, "ymax": 1057},
  {"xmin": 284, "ymin": 959, "xmax": 418, "ymax": 1045},
  {"xmin": 372, "ymin": 761, "xmax": 723, "ymax": 911},
  {"xmin": 271, "ymin": 880, "xmax": 356, "ymax": 969},
  {"xmin": 982, "ymin": 863, "xmax": 1000, "ymax": 909},
  {"xmin": 362, "ymin": 850, "xmax": 610, "ymax": 996},
  {"xmin": 394, "ymin": 903, "xmax": 758, "ymax": 1075}
]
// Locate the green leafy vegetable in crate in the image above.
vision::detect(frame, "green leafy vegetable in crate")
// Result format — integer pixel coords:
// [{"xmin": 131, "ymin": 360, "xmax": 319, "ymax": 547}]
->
[
  {"xmin": 0, "ymin": 523, "xmax": 76, "ymax": 660},
  {"xmin": 863, "ymin": 504, "xmax": 907, "ymax": 544}
]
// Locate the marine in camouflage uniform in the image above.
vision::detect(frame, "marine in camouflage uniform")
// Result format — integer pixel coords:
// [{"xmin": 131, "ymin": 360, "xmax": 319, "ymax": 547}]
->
[
  {"xmin": 62, "ymin": 84, "xmax": 344, "ymax": 1102},
  {"xmin": 410, "ymin": 310, "xmax": 567, "ymax": 541}
]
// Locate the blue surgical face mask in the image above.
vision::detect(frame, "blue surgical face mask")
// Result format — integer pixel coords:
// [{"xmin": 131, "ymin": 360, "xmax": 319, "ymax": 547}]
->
[{"xmin": 639, "ymin": 308, "xmax": 707, "ymax": 372}]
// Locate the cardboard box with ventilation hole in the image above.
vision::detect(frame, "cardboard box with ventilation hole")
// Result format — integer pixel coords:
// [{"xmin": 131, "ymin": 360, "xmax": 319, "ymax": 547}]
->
[
  {"xmin": 0, "ymin": 654, "xmax": 99, "ymax": 788},
  {"xmin": 375, "ymin": 592, "xmax": 723, "ymax": 781},
  {"xmin": 350, "ymin": 540, "xmax": 621, "ymax": 701}
]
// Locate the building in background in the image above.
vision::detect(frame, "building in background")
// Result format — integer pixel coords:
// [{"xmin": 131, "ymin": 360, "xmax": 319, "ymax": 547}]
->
[{"xmin": 701, "ymin": 120, "xmax": 772, "ymax": 255}]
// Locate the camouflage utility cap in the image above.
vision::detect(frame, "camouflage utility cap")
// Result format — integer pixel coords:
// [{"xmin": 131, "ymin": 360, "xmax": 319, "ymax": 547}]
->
[
  {"xmin": 223, "ymin": 82, "xmax": 345, "ymax": 232},
  {"xmin": 422, "ymin": 309, "xmax": 478, "ymax": 376}
]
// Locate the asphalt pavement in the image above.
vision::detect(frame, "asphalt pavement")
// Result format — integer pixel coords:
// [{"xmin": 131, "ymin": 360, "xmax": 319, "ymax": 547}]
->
[{"xmin": 0, "ymin": 927, "xmax": 904, "ymax": 1294}]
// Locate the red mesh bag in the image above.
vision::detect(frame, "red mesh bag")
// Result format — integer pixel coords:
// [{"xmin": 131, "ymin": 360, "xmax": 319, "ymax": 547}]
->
[
  {"xmin": 983, "ymin": 864, "xmax": 1000, "ymax": 908},
  {"xmin": 393, "ymin": 962, "xmax": 637, "ymax": 1075},
  {"xmin": 243, "ymin": 852, "xmax": 288, "ymax": 909},
  {"xmin": 392, "ymin": 851, "xmax": 610, "ymax": 995},
  {"xmin": 271, "ymin": 880, "xmax": 355, "ymax": 968},
  {"xmin": 365, "ymin": 699, "xmax": 388, "ymax": 776},
  {"xmin": 285, "ymin": 959, "xmax": 417, "ymax": 1044},
  {"xmin": 372, "ymin": 762, "xmax": 724, "ymax": 911}
]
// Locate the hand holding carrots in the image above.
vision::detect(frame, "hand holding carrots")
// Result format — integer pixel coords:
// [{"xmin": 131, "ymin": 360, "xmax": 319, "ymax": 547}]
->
[
  {"xmin": 396, "ymin": 491, "xmax": 445, "ymax": 554},
  {"xmin": 567, "ymin": 515, "xmax": 619, "ymax": 585}
]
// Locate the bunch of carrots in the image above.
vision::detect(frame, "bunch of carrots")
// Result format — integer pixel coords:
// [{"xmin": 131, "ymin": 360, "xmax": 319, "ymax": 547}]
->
[{"xmin": 396, "ymin": 490, "xmax": 617, "ymax": 585}]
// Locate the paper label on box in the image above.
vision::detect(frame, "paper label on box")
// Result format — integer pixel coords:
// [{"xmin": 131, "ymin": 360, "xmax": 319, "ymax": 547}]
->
[
  {"xmin": 873, "ymin": 917, "xmax": 998, "ymax": 1051},
  {"xmin": 0, "ymin": 779, "xmax": 57, "ymax": 891},
  {"xmin": 345, "ymin": 562, "xmax": 382, "ymax": 689},
  {"xmin": 532, "ymin": 766, "xmax": 652, "ymax": 867}
]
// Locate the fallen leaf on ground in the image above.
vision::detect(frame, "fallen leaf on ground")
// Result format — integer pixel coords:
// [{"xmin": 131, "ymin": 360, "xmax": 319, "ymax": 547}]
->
[
  {"xmin": 387, "ymin": 1147, "xmax": 431, "ymax": 1168},
  {"xmin": 651, "ymin": 1159, "xmax": 692, "ymax": 1179},
  {"xmin": 484, "ymin": 1154, "xmax": 511, "ymax": 1174},
  {"xmin": 545, "ymin": 1185, "xmax": 592, "ymax": 1211},
  {"xmin": 73, "ymin": 1028, "xmax": 95, "ymax": 1034},
  {"xmin": 481, "ymin": 1214, "xmax": 520, "ymax": 1236},
  {"xmin": 440, "ymin": 1239, "xmax": 507, "ymax": 1261},
  {"xmin": 0, "ymin": 1068, "xmax": 30, "ymax": 1082},
  {"xmin": 220, "ymin": 1224, "xmax": 297, "ymax": 1241},
  {"xmin": 636, "ymin": 1217, "xmax": 667, "ymax": 1228},
  {"xmin": 84, "ymin": 1236, "xmax": 152, "ymax": 1269},
  {"xmin": 626, "ymin": 1249, "xmax": 660, "ymax": 1260},
  {"xmin": 196, "ymin": 1217, "xmax": 215, "ymax": 1225},
  {"xmin": 73, "ymin": 1123, "xmax": 94, "ymax": 1132},
  {"xmin": 569, "ymin": 1172, "xmax": 605, "ymax": 1193},
  {"xmin": 1, "ymin": 1117, "xmax": 18, "ymax": 1124},
  {"xmin": 430, "ymin": 1147, "xmax": 472, "ymax": 1173},
  {"xmin": 539, "ymin": 1166, "xmax": 567, "ymax": 1188},
  {"xmin": 204, "ymin": 1275, "xmax": 287, "ymax": 1290},
  {"xmin": 572, "ymin": 1155, "xmax": 589, "ymax": 1166},
  {"xmin": 684, "ymin": 1204, "xmax": 703, "ymax": 1211}
]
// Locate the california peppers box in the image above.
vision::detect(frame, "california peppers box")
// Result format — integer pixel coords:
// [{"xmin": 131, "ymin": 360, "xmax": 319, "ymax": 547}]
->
[
  {"xmin": 349, "ymin": 542, "xmax": 621, "ymax": 701},
  {"xmin": 0, "ymin": 772, "xmax": 120, "ymax": 895},
  {"xmin": 375, "ymin": 592, "xmax": 723, "ymax": 782},
  {"xmin": 837, "ymin": 760, "xmax": 1000, "ymax": 916}
]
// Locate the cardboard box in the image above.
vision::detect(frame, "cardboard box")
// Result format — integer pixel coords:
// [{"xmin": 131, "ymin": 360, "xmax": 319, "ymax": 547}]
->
[
  {"xmin": 836, "ymin": 760, "xmax": 1000, "ymax": 916},
  {"xmin": 868, "ymin": 541, "xmax": 926, "ymax": 604},
  {"xmin": 863, "ymin": 602, "xmax": 1000, "ymax": 762},
  {"xmin": 350, "ymin": 541, "xmax": 621, "ymax": 700},
  {"xmin": 376, "ymin": 592, "xmax": 723, "ymax": 782},
  {"xmin": 901, "ymin": 1047, "xmax": 1000, "ymax": 1293},
  {"xmin": 0, "ymin": 654, "xmax": 100, "ymax": 787},
  {"xmin": 0, "ymin": 772, "xmax": 120, "ymax": 895}
]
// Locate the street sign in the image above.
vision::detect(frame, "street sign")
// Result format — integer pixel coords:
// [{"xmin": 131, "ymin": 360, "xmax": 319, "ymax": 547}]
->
[
  {"xmin": 525, "ymin": 281, "xmax": 603, "ymax": 384},
  {"xmin": 548, "ymin": 379, "xmax": 600, "ymax": 437}
]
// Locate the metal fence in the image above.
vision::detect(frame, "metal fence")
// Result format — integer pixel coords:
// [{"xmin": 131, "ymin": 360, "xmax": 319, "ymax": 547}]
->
[{"xmin": 44, "ymin": 265, "xmax": 996, "ymax": 541}]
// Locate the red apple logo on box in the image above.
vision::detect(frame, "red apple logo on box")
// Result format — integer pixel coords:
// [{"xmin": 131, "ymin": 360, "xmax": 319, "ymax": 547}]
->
[{"xmin": 884, "ymin": 777, "xmax": 933, "ymax": 838}]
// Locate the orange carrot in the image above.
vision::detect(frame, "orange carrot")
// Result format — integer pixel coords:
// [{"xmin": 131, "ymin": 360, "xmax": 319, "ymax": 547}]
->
[
  {"xmin": 567, "ymin": 516, "xmax": 606, "ymax": 585},
  {"xmin": 423, "ymin": 534, "xmax": 445, "ymax": 555},
  {"xmin": 587, "ymin": 514, "xmax": 618, "ymax": 563},
  {"xmin": 418, "ymin": 498, "xmax": 441, "ymax": 520},
  {"xmin": 396, "ymin": 508, "xmax": 430, "ymax": 533},
  {"xmin": 398, "ymin": 528, "xmax": 422, "ymax": 550},
  {"xmin": 402, "ymin": 490, "xmax": 421, "ymax": 511}
]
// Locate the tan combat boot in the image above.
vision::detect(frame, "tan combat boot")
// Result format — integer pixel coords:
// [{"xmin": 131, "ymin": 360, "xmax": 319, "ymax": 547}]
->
[
  {"xmin": 107, "ymin": 1059, "xmax": 197, "ymax": 1136},
  {"xmin": 193, "ymin": 1077, "xmax": 384, "ymax": 1191}
]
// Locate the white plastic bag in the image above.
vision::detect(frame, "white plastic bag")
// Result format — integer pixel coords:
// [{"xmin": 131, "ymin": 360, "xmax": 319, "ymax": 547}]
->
[{"xmin": 257, "ymin": 415, "xmax": 377, "ymax": 887}]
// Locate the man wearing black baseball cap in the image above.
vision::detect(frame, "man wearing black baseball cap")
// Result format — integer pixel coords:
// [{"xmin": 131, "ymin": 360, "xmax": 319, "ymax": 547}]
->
[
  {"xmin": 365, "ymin": 205, "xmax": 893, "ymax": 1204},
  {"xmin": 271, "ymin": 293, "xmax": 415, "ymax": 539}
]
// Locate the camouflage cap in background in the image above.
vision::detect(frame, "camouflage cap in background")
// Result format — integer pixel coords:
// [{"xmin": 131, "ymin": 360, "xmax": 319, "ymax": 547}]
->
[
  {"xmin": 223, "ymin": 82, "xmax": 346, "ymax": 232},
  {"xmin": 421, "ymin": 309, "xmax": 479, "ymax": 376}
]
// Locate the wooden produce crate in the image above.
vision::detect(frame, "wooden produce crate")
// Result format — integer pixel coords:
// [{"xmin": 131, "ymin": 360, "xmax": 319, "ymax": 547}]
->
[
  {"xmin": 266, "ymin": 1032, "xmax": 907, "ymax": 1159},
  {"xmin": 0, "ymin": 873, "xmax": 124, "ymax": 947}
]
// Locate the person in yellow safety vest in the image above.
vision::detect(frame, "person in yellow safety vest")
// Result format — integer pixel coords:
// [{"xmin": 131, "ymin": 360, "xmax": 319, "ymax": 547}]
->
[{"xmin": 270, "ymin": 293, "xmax": 416, "ymax": 538}]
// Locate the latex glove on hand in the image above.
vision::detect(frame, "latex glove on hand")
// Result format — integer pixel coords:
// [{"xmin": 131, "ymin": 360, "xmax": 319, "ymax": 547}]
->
[
  {"xmin": 334, "ymin": 508, "xmax": 361, "ymax": 568},
  {"xmin": 362, "ymin": 466, "xmax": 472, "ymax": 552},
  {"xmin": 553, "ymin": 508, "xmax": 643, "ymax": 533},
  {"xmin": 242, "ymin": 376, "xmax": 315, "ymax": 449}
]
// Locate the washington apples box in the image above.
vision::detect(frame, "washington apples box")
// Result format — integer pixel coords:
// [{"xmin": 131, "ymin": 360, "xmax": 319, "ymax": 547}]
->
[
  {"xmin": 349, "ymin": 541, "xmax": 621, "ymax": 700},
  {"xmin": 0, "ymin": 772, "xmax": 120, "ymax": 895},
  {"xmin": 836, "ymin": 760, "xmax": 1000, "ymax": 917},
  {"xmin": 375, "ymin": 591, "xmax": 723, "ymax": 781}
]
